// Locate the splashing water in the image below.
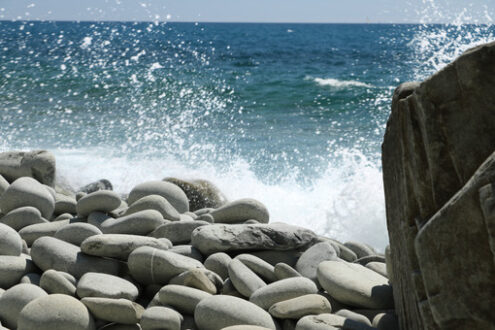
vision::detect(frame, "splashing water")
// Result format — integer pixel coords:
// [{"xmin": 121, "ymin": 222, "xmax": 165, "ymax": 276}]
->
[{"xmin": 0, "ymin": 9, "xmax": 493, "ymax": 250}]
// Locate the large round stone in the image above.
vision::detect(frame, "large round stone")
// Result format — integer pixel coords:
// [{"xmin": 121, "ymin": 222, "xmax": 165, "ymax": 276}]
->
[
  {"xmin": 150, "ymin": 220, "xmax": 210, "ymax": 244},
  {"xmin": 228, "ymin": 258, "xmax": 266, "ymax": 298},
  {"xmin": 163, "ymin": 178, "xmax": 227, "ymax": 211},
  {"xmin": 195, "ymin": 295, "xmax": 277, "ymax": 330},
  {"xmin": 0, "ymin": 177, "xmax": 55, "ymax": 219},
  {"xmin": 204, "ymin": 252, "xmax": 232, "ymax": 280},
  {"xmin": 268, "ymin": 294, "xmax": 332, "ymax": 319},
  {"xmin": 140, "ymin": 306, "xmax": 183, "ymax": 330},
  {"xmin": 40, "ymin": 269, "xmax": 77, "ymax": 296},
  {"xmin": 128, "ymin": 246, "xmax": 203, "ymax": 285},
  {"xmin": 17, "ymin": 294, "xmax": 96, "ymax": 330},
  {"xmin": 0, "ymin": 222, "xmax": 22, "ymax": 256},
  {"xmin": 295, "ymin": 242, "xmax": 338, "ymax": 285},
  {"xmin": 19, "ymin": 219, "xmax": 70, "ymax": 246},
  {"xmin": 127, "ymin": 181, "xmax": 189, "ymax": 213},
  {"xmin": 317, "ymin": 260, "xmax": 394, "ymax": 309},
  {"xmin": 76, "ymin": 190, "xmax": 121, "ymax": 216},
  {"xmin": 81, "ymin": 234, "xmax": 171, "ymax": 260},
  {"xmin": 77, "ymin": 272, "xmax": 139, "ymax": 301},
  {"xmin": 0, "ymin": 284, "xmax": 47, "ymax": 329}
]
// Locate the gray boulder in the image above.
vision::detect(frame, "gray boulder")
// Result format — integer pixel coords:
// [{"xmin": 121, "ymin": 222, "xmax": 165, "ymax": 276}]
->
[
  {"xmin": 268, "ymin": 293, "xmax": 331, "ymax": 319},
  {"xmin": 295, "ymin": 242, "xmax": 338, "ymax": 285},
  {"xmin": 204, "ymin": 252, "xmax": 231, "ymax": 280},
  {"xmin": 382, "ymin": 41, "xmax": 495, "ymax": 329},
  {"xmin": 191, "ymin": 223, "xmax": 317, "ymax": 255},
  {"xmin": 0, "ymin": 174, "xmax": 8, "ymax": 195},
  {"xmin": 228, "ymin": 259, "xmax": 266, "ymax": 298},
  {"xmin": 140, "ymin": 306, "xmax": 183, "ymax": 330},
  {"xmin": 250, "ymin": 277, "xmax": 318, "ymax": 310},
  {"xmin": 101, "ymin": 210, "xmax": 164, "ymax": 235},
  {"xmin": 0, "ymin": 254, "xmax": 38, "ymax": 289},
  {"xmin": 158, "ymin": 284, "xmax": 212, "ymax": 314},
  {"xmin": 19, "ymin": 219, "xmax": 70, "ymax": 246},
  {"xmin": 81, "ymin": 297, "xmax": 144, "ymax": 324},
  {"xmin": 40, "ymin": 269, "xmax": 77, "ymax": 296},
  {"xmin": 54, "ymin": 222, "xmax": 102, "ymax": 246},
  {"xmin": 78, "ymin": 179, "xmax": 113, "ymax": 194},
  {"xmin": 150, "ymin": 220, "xmax": 210, "ymax": 244},
  {"xmin": 0, "ymin": 177, "xmax": 55, "ymax": 219},
  {"xmin": 0, "ymin": 150, "xmax": 56, "ymax": 186}
]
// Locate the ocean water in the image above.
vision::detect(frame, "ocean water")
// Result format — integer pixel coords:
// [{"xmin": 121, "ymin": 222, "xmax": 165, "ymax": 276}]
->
[{"xmin": 0, "ymin": 21, "xmax": 493, "ymax": 249}]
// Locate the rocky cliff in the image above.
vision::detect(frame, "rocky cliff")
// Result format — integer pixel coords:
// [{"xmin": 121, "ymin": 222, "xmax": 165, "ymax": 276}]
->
[{"xmin": 382, "ymin": 41, "xmax": 495, "ymax": 329}]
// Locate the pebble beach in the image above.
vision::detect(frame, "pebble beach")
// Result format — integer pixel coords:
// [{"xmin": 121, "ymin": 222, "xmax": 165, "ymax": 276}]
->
[{"xmin": 0, "ymin": 150, "xmax": 397, "ymax": 330}]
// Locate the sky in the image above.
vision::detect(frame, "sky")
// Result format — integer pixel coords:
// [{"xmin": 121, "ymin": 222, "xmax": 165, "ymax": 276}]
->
[{"xmin": 0, "ymin": 0, "xmax": 493, "ymax": 24}]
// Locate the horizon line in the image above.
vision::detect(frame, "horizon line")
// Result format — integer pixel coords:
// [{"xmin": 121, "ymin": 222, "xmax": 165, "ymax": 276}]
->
[{"xmin": 1, "ymin": 19, "xmax": 493, "ymax": 25}]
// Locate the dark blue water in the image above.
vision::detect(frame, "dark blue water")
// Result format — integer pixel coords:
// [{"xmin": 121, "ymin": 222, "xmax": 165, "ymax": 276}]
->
[{"xmin": 0, "ymin": 21, "xmax": 493, "ymax": 248}]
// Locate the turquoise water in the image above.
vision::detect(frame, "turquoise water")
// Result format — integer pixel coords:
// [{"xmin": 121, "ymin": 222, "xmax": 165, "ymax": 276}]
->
[{"xmin": 0, "ymin": 21, "xmax": 493, "ymax": 248}]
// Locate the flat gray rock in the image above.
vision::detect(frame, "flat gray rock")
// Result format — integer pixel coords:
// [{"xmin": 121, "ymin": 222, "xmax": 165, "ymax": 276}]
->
[
  {"xmin": 40, "ymin": 269, "xmax": 77, "ymax": 296},
  {"xmin": 150, "ymin": 220, "xmax": 209, "ymax": 244},
  {"xmin": 0, "ymin": 206, "xmax": 47, "ymax": 231},
  {"xmin": 194, "ymin": 295, "xmax": 277, "ymax": 330},
  {"xmin": 228, "ymin": 259, "xmax": 266, "ymax": 298},
  {"xmin": 81, "ymin": 234, "xmax": 171, "ymax": 260},
  {"xmin": 77, "ymin": 272, "xmax": 139, "ymax": 301},
  {"xmin": 268, "ymin": 294, "xmax": 331, "ymax": 319},
  {"xmin": 127, "ymin": 181, "xmax": 189, "ymax": 213},
  {"xmin": 191, "ymin": 223, "xmax": 317, "ymax": 255},
  {"xmin": 128, "ymin": 246, "xmax": 203, "ymax": 285},
  {"xmin": 101, "ymin": 209, "xmax": 164, "ymax": 235},
  {"xmin": 140, "ymin": 306, "xmax": 183, "ymax": 330},
  {"xmin": 0, "ymin": 177, "xmax": 55, "ymax": 219},
  {"xmin": 0, "ymin": 222, "xmax": 22, "ymax": 256},
  {"xmin": 76, "ymin": 190, "xmax": 121, "ymax": 216},
  {"xmin": 295, "ymin": 242, "xmax": 338, "ymax": 285},
  {"xmin": 0, "ymin": 283, "xmax": 47, "ymax": 329},
  {"xmin": 30, "ymin": 236, "xmax": 121, "ymax": 278},
  {"xmin": 250, "ymin": 277, "xmax": 318, "ymax": 310},
  {"xmin": 54, "ymin": 222, "xmax": 102, "ymax": 246},
  {"xmin": 82, "ymin": 297, "xmax": 145, "ymax": 324},
  {"xmin": 317, "ymin": 260, "xmax": 394, "ymax": 309},
  {"xmin": 158, "ymin": 284, "xmax": 212, "ymax": 314},
  {"xmin": 17, "ymin": 294, "xmax": 96, "ymax": 330},
  {"xmin": 125, "ymin": 194, "xmax": 180, "ymax": 221},
  {"xmin": 209, "ymin": 198, "xmax": 269, "ymax": 224}
]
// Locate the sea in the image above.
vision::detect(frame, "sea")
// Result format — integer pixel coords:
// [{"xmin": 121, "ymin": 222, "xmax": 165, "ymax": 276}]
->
[{"xmin": 0, "ymin": 20, "xmax": 493, "ymax": 250}]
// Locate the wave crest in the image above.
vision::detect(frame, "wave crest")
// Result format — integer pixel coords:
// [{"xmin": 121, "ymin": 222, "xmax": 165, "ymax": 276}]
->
[{"xmin": 309, "ymin": 77, "xmax": 373, "ymax": 88}]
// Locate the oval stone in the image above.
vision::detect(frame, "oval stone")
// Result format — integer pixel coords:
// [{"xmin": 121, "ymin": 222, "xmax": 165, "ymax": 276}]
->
[
  {"xmin": 54, "ymin": 222, "xmax": 102, "ymax": 246},
  {"xmin": 268, "ymin": 294, "xmax": 332, "ymax": 319},
  {"xmin": 40, "ymin": 269, "xmax": 77, "ymax": 296},
  {"xmin": 317, "ymin": 260, "xmax": 394, "ymax": 309},
  {"xmin": 195, "ymin": 295, "xmax": 277, "ymax": 330},
  {"xmin": 0, "ymin": 284, "xmax": 47, "ymax": 329},
  {"xmin": 17, "ymin": 294, "xmax": 96, "ymax": 330},
  {"xmin": 0, "ymin": 222, "xmax": 22, "ymax": 256},
  {"xmin": 77, "ymin": 272, "xmax": 139, "ymax": 301},
  {"xmin": 128, "ymin": 246, "xmax": 203, "ymax": 285},
  {"xmin": 158, "ymin": 284, "xmax": 212, "ymax": 314},
  {"xmin": 209, "ymin": 198, "xmax": 269, "ymax": 224},
  {"xmin": 0, "ymin": 206, "xmax": 47, "ymax": 231},
  {"xmin": 125, "ymin": 194, "xmax": 180, "ymax": 221},
  {"xmin": 0, "ymin": 177, "xmax": 55, "ymax": 219},
  {"xmin": 0, "ymin": 255, "xmax": 38, "ymax": 289},
  {"xmin": 228, "ymin": 258, "xmax": 266, "ymax": 298},
  {"xmin": 81, "ymin": 297, "xmax": 145, "ymax": 324},
  {"xmin": 150, "ymin": 220, "xmax": 209, "ymax": 244},
  {"xmin": 100, "ymin": 210, "xmax": 164, "ymax": 235},
  {"xmin": 76, "ymin": 190, "xmax": 121, "ymax": 216},
  {"xmin": 250, "ymin": 277, "xmax": 318, "ymax": 310},
  {"xmin": 140, "ymin": 306, "xmax": 183, "ymax": 330}
]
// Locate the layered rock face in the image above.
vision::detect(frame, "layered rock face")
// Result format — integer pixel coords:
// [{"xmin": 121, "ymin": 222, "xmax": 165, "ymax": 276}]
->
[{"xmin": 382, "ymin": 41, "xmax": 495, "ymax": 329}]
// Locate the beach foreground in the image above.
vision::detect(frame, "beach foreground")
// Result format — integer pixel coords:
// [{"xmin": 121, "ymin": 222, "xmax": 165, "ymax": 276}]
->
[{"xmin": 0, "ymin": 150, "xmax": 396, "ymax": 330}]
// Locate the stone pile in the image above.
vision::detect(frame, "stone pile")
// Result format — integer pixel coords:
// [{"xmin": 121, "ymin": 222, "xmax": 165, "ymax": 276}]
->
[{"xmin": 0, "ymin": 151, "xmax": 398, "ymax": 330}]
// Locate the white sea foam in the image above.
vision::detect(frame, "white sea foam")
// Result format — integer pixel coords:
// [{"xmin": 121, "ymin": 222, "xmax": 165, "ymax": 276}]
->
[
  {"xmin": 310, "ymin": 77, "xmax": 373, "ymax": 89},
  {"xmin": 51, "ymin": 147, "xmax": 388, "ymax": 251}
]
